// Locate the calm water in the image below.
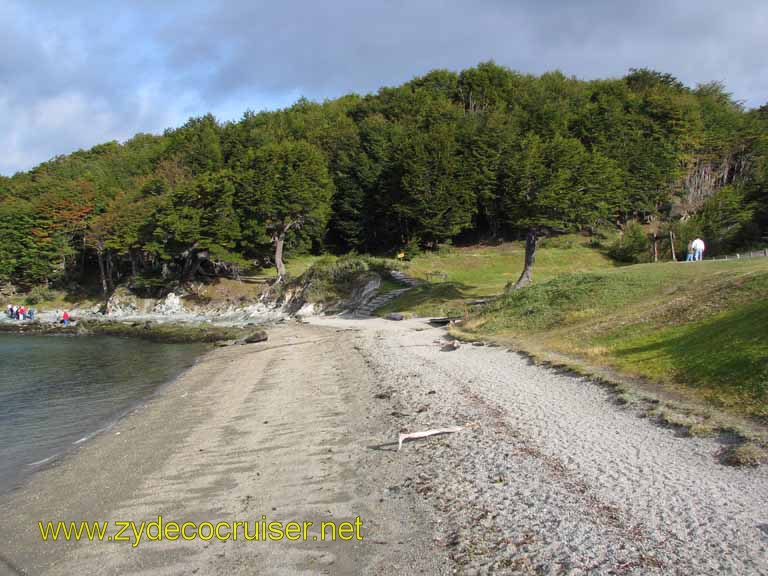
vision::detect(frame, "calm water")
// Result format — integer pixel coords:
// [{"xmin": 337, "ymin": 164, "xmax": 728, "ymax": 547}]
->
[{"xmin": 0, "ymin": 334, "xmax": 205, "ymax": 494}]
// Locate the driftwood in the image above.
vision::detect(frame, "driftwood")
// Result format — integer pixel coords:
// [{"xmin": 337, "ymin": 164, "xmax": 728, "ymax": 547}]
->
[
  {"xmin": 428, "ymin": 316, "xmax": 462, "ymax": 326},
  {"xmin": 397, "ymin": 426, "xmax": 464, "ymax": 450}
]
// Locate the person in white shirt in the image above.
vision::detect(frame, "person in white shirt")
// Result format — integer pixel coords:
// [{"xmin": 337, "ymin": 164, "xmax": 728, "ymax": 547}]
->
[{"xmin": 691, "ymin": 237, "xmax": 705, "ymax": 261}]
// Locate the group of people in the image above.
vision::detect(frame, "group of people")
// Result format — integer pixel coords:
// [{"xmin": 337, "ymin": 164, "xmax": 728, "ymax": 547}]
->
[
  {"xmin": 4, "ymin": 305, "xmax": 71, "ymax": 325},
  {"xmin": 5, "ymin": 304, "xmax": 35, "ymax": 321},
  {"xmin": 686, "ymin": 237, "xmax": 706, "ymax": 261}
]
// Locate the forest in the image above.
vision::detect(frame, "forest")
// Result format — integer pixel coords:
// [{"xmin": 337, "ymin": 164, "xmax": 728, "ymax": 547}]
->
[{"xmin": 0, "ymin": 62, "xmax": 766, "ymax": 295}]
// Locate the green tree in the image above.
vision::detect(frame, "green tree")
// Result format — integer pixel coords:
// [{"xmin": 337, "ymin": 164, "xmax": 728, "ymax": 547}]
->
[
  {"xmin": 694, "ymin": 186, "xmax": 753, "ymax": 254},
  {"xmin": 154, "ymin": 170, "xmax": 243, "ymax": 280},
  {"xmin": 391, "ymin": 121, "xmax": 475, "ymax": 247},
  {"xmin": 239, "ymin": 141, "xmax": 333, "ymax": 280},
  {"xmin": 501, "ymin": 133, "xmax": 622, "ymax": 287},
  {"xmin": 164, "ymin": 114, "xmax": 223, "ymax": 175}
]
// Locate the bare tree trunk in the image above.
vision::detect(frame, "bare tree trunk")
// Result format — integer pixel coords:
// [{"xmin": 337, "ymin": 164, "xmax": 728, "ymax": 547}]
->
[
  {"xmin": 652, "ymin": 233, "xmax": 659, "ymax": 262},
  {"xmin": 669, "ymin": 230, "xmax": 677, "ymax": 261},
  {"xmin": 105, "ymin": 251, "xmax": 114, "ymax": 291},
  {"xmin": 513, "ymin": 229, "xmax": 537, "ymax": 289},
  {"xmin": 96, "ymin": 249, "xmax": 108, "ymax": 300},
  {"xmin": 187, "ymin": 249, "xmax": 208, "ymax": 281},
  {"xmin": 274, "ymin": 232, "xmax": 286, "ymax": 281},
  {"xmin": 273, "ymin": 221, "xmax": 296, "ymax": 283},
  {"xmin": 130, "ymin": 249, "xmax": 138, "ymax": 280}
]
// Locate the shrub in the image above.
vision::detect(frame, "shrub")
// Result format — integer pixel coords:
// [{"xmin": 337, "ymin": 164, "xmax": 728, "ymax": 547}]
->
[
  {"xmin": 296, "ymin": 255, "xmax": 402, "ymax": 303},
  {"xmin": 609, "ymin": 221, "xmax": 650, "ymax": 263},
  {"xmin": 25, "ymin": 285, "xmax": 55, "ymax": 305},
  {"xmin": 539, "ymin": 236, "xmax": 575, "ymax": 250}
]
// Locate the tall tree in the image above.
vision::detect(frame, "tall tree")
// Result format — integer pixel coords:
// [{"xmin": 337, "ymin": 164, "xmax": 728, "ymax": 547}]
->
[
  {"xmin": 501, "ymin": 133, "xmax": 622, "ymax": 287},
  {"xmin": 239, "ymin": 141, "xmax": 333, "ymax": 280}
]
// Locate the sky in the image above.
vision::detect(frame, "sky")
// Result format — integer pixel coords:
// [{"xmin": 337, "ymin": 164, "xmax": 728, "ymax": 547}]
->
[{"xmin": 2, "ymin": 0, "xmax": 766, "ymax": 176}]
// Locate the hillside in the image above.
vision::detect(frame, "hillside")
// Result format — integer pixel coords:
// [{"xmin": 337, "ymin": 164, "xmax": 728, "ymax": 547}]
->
[{"xmin": 1, "ymin": 63, "xmax": 766, "ymax": 300}]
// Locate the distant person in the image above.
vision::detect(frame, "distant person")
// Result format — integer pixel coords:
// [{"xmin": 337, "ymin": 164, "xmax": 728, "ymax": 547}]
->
[
  {"xmin": 6, "ymin": 304, "xmax": 11, "ymax": 318},
  {"xmin": 12, "ymin": 305, "xmax": 18, "ymax": 319},
  {"xmin": 18, "ymin": 306, "xmax": 25, "ymax": 321},
  {"xmin": 27, "ymin": 308, "xmax": 35, "ymax": 320},
  {"xmin": 61, "ymin": 310, "xmax": 70, "ymax": 326},
  {"xmin": 691, "ymin": 237, "xmax": 706, "ymax": 261},
  {"xmin": 685, "ymin": 240, "xmax": 694, "ymax": 262}
]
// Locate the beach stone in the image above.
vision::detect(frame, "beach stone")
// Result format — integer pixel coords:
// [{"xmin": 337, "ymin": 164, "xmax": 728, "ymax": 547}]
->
[
  {"xmin": 153, "ymin": 292, "xmax": 184, "ymax": 315},
  {"xmin": 387, "ymin": 313, "xmax": 404, "ymax": 321},
  {"xmin": 295, "ymin": 302, "xmax": 317, "ymax": 318},
  {"xmin": 244, "ymin": 330, "xmax": 268, "ymax": 343},
  {"xmin": 105, "ymin": 287, "xmax": 139, "ymax": 316}
]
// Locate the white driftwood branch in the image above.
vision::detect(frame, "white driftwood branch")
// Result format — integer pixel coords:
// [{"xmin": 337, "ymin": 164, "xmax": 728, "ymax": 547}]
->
[{"xmin": 398, "ymin": 426, "xmax": 464, "ymax": 450}]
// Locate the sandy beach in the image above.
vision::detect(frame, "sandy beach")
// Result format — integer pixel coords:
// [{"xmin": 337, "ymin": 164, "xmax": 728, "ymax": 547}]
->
[
  {"xmin": 1, "ymin": 317, "xmax": 767, "ymax": 575},
  {"xmin": 0, "ymin": 323, "xmax": 446, "ymax": 575}
]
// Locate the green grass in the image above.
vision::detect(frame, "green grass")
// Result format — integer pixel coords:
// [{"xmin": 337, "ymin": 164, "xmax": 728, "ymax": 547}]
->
[
  {"xmin": 284, "ymin": 255, "xmax": 324, "ymax": 278},
  {"xmin": 461, "ymin": 258, "xmax": 768, "ymax": 418},
  {"xmin": 250, "ymin": 254, "xmax": 326, "ymax": 279},
  {"xmin": 599, "ymin": 301, "xmax": 768, "ymax": 415},
  {"xmin": 378, "ymin": 235, "xmax": 618, "ymax": 317}
]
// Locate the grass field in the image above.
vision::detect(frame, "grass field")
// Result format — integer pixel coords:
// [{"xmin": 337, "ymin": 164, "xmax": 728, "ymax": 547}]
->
[
  {"xmin": 457, "ymin": 257, "xmax": 768, "ymax": 420},
  {"xmin": 378, "ymin": 236, "xmax": 618, "ymax": 317}
]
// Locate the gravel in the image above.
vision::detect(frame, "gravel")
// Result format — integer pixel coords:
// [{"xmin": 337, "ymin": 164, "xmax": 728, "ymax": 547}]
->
[{"xmin": 313, "ymin": 316, "xmax": 768, "ymax": 575}]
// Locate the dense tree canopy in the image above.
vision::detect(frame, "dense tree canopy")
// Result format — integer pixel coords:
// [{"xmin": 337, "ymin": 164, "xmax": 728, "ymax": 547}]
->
[{"xmin": 1, "ymin": 62, "xmax": 766, "ymax": 292}]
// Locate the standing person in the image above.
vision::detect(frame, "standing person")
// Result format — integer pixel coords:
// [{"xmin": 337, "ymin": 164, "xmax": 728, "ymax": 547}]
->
[
  {"xmin": 61, "ymin": 310, "xmax": 70, "ymax": 327},
  {"xmin": 685, "ymin": 240, "xmax": 694, "ymax": 262},
  {"xmin": 6, "ymin": 304, "xmax": 11, "ymax": 318},
  {"xmin": 18, "ymin": 306, "xmax": 25, "ymax": 321},
  {"xmin": 692, "ymin": 237, "xmax": 706, "ymax": 261},
  {"xmin": 11, "ymin": 305, "xmax": 18, "ymax": 319}
]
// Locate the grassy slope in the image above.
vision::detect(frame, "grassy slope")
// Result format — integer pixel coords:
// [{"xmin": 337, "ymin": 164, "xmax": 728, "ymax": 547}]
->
[
  {"xmin": 459, "ymin": 258, "xmax": 768, "ymax": 419},
  {"xmin": 378, "ymin": 236, "xmax": 617, "ymax": 317}
]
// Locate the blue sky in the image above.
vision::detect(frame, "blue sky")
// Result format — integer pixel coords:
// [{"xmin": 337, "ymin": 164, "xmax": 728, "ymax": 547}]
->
[{"xmin": 2, "ymin": 0, "xmax": 766, "ymax": 175}]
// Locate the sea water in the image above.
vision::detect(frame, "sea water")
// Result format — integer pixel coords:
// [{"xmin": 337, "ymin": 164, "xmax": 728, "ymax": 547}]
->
[{"xmin": 0, "ymin": 333, "xmax": 205, "ymax": 494}]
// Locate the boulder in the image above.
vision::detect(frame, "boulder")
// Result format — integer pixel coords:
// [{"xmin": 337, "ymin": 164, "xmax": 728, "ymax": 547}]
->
[
  {"xmin": 346, "ymin": 275, "xmax": 382, "ymax": 309},
  {"xmin": 295, "ymin": 302, "xmax": 317, "ymax": 318},
  {"xmin": 153, "ymin": 292, "xmax": 184, "ymax": 315},
  {"xmin": 244, "ymin": 330, "xmax": 268, "ymax": 344},
  {"xmin": 105, "ymin": 287, "xmax": 139, "ymax": 316},
  {"xmin": 387, "ymin": 312, "xmax": 405, "ymax": 321}
]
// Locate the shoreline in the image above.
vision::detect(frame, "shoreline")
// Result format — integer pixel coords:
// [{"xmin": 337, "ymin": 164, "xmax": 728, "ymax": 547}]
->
[
  {"xmin": 0, "ymin": 333, "xmax": 209, "ymax": 500},
  {"xmin": 9, "ymin": 346, "xmax": 208, "ymax": 498},
  {"xmin": 0, "ymin": 322, "xmax": 446, "ymax": 576},
  {"xmin": 0, "ymin": 317, "xmax": 272, "ymax": 344}
]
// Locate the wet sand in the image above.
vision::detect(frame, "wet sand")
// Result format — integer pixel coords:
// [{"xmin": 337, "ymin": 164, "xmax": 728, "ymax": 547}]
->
[{"xmin": 0, "ymin": 323, "xmax": 446, "ymax": 575}]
